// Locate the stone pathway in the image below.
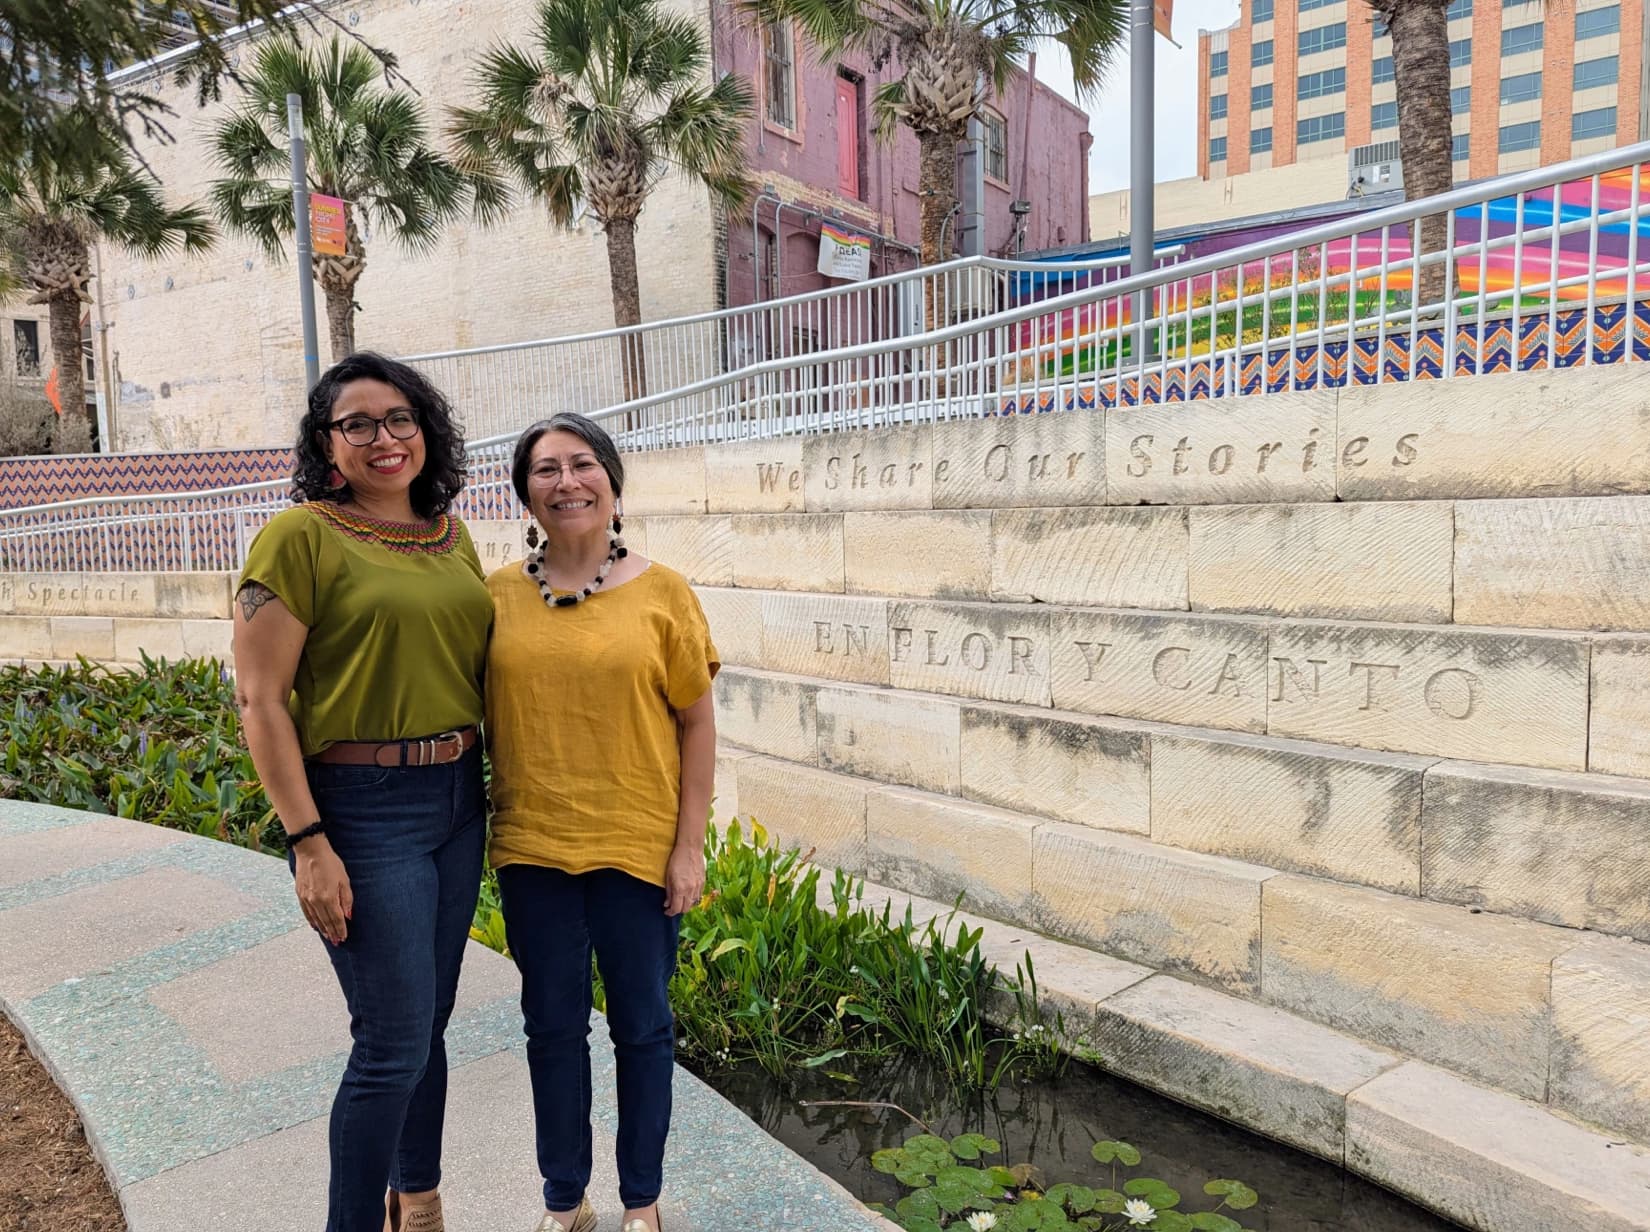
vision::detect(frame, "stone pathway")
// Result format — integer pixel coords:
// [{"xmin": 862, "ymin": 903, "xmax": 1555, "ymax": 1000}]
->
[{"xmin": 0, "ymin": 800, "xmax": 893, "ymax": 1232}]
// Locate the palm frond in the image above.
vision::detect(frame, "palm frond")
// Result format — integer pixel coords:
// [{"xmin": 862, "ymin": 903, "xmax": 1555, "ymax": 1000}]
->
[{"xmin": 870, "ymin": 78, "xmax": 907, "ymax": 143}]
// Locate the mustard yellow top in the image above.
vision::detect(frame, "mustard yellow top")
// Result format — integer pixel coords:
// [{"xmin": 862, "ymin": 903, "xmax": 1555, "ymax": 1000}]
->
[
  {"xmin": 485, "ymin": 561, "xmax": 719, "ymax": 887},
  {"xmin": 239, "ymin": 503, "xmax": 492, "ymax": 757}
]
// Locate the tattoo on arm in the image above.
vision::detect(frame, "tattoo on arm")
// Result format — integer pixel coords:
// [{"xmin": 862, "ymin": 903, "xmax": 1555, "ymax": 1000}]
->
[{"xmin": 238, "ymin": 582, "xmax": 277, "ymax": 622}]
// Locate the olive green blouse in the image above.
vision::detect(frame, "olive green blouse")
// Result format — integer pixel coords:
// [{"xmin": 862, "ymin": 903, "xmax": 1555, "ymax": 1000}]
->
[{"xmin": 238, "ymin": 503, "xmax": 492, "ymax": 757}]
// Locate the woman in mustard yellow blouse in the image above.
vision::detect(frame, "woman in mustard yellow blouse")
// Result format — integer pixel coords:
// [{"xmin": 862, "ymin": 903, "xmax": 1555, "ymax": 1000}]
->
[
  {"xmin": 234, "ymin": 353, "xmax": 491, "ymax": 1232},
  {"xmin": 485, "ymin": 412, "xmax": 718, "ymax": 1232}
]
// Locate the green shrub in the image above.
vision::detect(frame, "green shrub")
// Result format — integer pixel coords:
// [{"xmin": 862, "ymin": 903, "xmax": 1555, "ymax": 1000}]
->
[{"xmin": 1, "ymin": 657, "xmax": 277, "ymax": 850}]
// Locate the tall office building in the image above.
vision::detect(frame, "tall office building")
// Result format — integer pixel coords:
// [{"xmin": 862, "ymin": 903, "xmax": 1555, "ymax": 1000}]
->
[{"xmin": 1197, "ymin": 0, "xmax": 1644, "ymax": 185}]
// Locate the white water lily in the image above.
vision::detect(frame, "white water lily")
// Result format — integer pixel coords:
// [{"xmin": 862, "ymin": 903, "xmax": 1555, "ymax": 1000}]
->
[
  {"xmin": 1122, "ymin": 1197, "xmax": 1156, "ymax": 1226},
  {"xmin": 964, "ymin": 1214, "xmax": 998, "ymax": 1232}
]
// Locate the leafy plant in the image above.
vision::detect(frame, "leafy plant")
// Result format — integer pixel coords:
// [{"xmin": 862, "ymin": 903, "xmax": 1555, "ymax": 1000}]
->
[{"xmin": 868, "ymin": 1131, "xmax": 1260, "ymax": 1232}]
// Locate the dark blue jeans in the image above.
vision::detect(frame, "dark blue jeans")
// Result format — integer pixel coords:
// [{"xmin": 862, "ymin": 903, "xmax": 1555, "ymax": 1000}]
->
[
  {"xmin": 295, "ymin": 745, "xmax": 486, "ymax": 1232},
  {"xmin": 497, "ymin": 864, "xmax": 680, "ymax": 1211}
]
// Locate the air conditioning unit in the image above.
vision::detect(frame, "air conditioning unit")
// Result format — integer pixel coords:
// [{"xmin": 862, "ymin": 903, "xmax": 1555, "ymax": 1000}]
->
[{"xmin": 1348, "ymin": 140, "xmax": 1404, "ymax": 194}]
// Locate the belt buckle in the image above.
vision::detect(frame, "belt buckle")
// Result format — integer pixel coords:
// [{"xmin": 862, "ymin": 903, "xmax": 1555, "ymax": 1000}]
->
[{"xmin": 430, "ymin": 730, "xmax": 464, "ymax": 765}]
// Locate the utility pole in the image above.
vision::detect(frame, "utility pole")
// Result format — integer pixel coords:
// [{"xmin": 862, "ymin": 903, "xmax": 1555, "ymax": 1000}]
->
[
  {"xmin": 287, "ymin": 93, "xmax": 321, "ymax": 390},
  {"xmin": 1129, "ymin": 0, "xmax": 1157, "ymax": 363}
]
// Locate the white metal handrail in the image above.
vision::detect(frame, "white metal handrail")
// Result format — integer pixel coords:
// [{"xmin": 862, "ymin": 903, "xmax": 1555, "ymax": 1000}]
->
[{"xmin": 4, "ymin": 138, "xmax": 1649, "ymax": 569}]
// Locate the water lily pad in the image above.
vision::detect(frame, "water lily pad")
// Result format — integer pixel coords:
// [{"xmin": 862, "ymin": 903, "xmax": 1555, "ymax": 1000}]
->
[
  {"xmin": 1202, "ymin": 1181, "xmax": 1258, "ymax": 1211},
  {"xmin": 871, "ymin": 1149, "xmax": 903, "ymax": 1175},
  {"xmin": 1123, "ymin": 1178, "xmax": 1181, "ymax": 1208},
  {"xmin": 1092, "ymin": 1189, "xmax": 1127, "ymax": 1214},
  {"xmin": 1189, "ymin": 1214, "xmax": 1244, "ymax": 1232},
  {"xmin": 896, "ymin": 1189, "xmax": 940, "ymax": 1221},
  {"xmin": 1091, "ymin": 1140, "xmax": 1142, "ymax": 1166},
  {"xmin": 950, "ymin": 1132, "xmax": 1002, "ymax": 1160},
  {"xmin": 1045, "ymin": 1184, "xmax": 1096, "ymax": 1213},
  {"xmin": 988, "ymin": 1166, "xmax": 1020, "ymax": 1188},
  {"xmin": 1148, "ymin": 1213, "xmax": 1193, "ymax": 1232},
  {"xmin": 895, "ymin": 1166, "xmax": 934, "ymax": 1188}
]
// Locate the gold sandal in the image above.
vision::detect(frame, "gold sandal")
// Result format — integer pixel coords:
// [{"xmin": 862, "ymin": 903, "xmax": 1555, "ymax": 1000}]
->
[
  {"xmin": 387, "ymin": 1192, "xmax": 446, "ymax": 1232},
  {"xmin": 621, "ymin": 1209, "xmax": 662, "ymax": 1232},
  {"xmin": 536, "ymin": 1197, "xmax": 598, "ymax": 1232}
]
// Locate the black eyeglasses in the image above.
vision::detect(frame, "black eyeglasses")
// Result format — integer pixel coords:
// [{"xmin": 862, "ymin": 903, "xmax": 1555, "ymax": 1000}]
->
[{"xmin": 328, "ymin": 409, "xmax": 421, "ymax": 447}]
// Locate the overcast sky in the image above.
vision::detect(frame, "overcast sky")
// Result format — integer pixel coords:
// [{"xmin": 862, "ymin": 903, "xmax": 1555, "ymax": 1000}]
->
[{"xmin": 1036, "ymin": 0, "xmax": 1243, "ymax": 192}]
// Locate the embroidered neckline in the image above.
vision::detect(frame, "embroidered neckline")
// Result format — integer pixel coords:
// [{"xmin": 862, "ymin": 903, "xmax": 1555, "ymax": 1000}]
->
[{"xmin": 306, "ymin": 501, "xmax": 460, "ymax": 555}]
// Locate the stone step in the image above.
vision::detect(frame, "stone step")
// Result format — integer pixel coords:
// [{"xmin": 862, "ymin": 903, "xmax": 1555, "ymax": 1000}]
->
[
  {"xmin": 822, "ymin": 878, "xmax": 1650, "ymax": 1232},
  {"xmin": 631, "ymin": 493, "xmax": 1650, "ymax": 634},
  {"xmin": 698, "ymin": 590, "xmax": 1631, "ymax": 775},
  {"xmin": 615, "ymin": 366, "xmax": 1650, "ymax": 516},
  {"xmin": 725, "ymin": 749, "xmax": 1650, "ymax": 1149},
  {"xmin": 0, "ymin": 614, "xmax": 233, "ymax": 664},
  {"xmin": 714, "ymin": 666, "xmax": 1650, "ymax": 942}
]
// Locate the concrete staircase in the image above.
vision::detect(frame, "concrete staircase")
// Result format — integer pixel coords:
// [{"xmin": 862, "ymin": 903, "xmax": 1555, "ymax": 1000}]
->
[{"xmin": 5, "ymin": 363, "xmax": 1650, "ymax": 1229}]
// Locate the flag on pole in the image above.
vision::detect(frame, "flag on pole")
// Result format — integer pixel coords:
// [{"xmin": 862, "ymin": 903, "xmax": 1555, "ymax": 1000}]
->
[
  {"xmin": 45, "ymin": 368, "xmax": 61, "ymax": 415},
  {"xmin": 1154, "ymin": 0, "xmax": 1174, "ymax": 39}
]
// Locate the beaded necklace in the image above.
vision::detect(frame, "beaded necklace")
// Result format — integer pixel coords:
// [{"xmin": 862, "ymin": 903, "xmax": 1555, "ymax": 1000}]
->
[
  {"xmin": 307, "ymin": 501, "xmax": 460, "ymax": 555},
  {"xmin": 525, "ymin": 526, "xmax": 628, "ymax": 608}
]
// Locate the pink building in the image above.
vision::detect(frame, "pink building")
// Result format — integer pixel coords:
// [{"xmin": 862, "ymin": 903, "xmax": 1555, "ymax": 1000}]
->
[{"xmin": 711, "ymin": 7, "xmax": 1095, "ymax": 312}]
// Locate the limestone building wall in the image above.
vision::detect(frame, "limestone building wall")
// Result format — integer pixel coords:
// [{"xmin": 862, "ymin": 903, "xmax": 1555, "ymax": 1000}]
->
[{"xmin": 101, "ymin": 0, "xmax": 720, "ymax": 453}]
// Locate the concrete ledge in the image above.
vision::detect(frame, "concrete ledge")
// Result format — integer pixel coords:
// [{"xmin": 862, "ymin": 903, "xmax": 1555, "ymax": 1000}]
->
[{"xmin": 1347, "ymin": 1061, "xmax": 1650, "ymax": 1232}]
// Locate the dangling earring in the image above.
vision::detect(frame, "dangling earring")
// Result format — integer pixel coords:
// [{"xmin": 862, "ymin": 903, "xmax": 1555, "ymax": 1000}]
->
[
  {"xmin": 328, "ymin": 467, "xmax": 344, "ymax": 489},
  {"xmin": 525, "ymin": 519, "xmax": 540, "ymax": 550},
  {"xmin": 612, "ymin": 499, "xmax": 624, "ymax": 536}
]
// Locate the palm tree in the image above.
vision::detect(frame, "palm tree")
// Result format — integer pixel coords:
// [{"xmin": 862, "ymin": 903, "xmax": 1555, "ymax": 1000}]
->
[
  {"xmin": 0, "ymin": 149, "xmax": 213, "ymax": 453},
  {"xmin": 1375, "ymin": 0, "xmax": 1454, "ymax": 308},
  {"xmin": 448, "ymin": 0, "xmax": 752, "ymax": 401},
  {"xmin": 211, "ymin": 36, "xmax": 466, "ymax": 362},
  {"xmin": 741, "ymin": 0, "xmax": 1123, "ymax": 278}
]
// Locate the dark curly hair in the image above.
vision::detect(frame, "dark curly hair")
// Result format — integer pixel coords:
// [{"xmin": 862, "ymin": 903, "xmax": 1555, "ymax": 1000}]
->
[
  {"xmin": 292, "ymin": 352, "xmax": 467, "ymax": 518},
  {"xmin": 510, "ymin": 413, "xmax": 624, "ymax": 508}
]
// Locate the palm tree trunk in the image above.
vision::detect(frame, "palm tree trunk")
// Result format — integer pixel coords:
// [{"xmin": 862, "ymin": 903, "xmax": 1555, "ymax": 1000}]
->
[
  {"xmin": 918, "ymin": 129, "xmax": 960, "ymax": 312},
  {"xmin": 605, "ymin": 215, "xmax": 648, "ymax": 406},
  {"xmin": 1389, "ymin": 0, "xmax": 1455, "ymax": 311},
  {"xmin": 323, "ymin": 286, "xmax": 356, "ymax": 363},
  {"xmin": 46, "ymin": 294, "xmax": 91, "ymax": 454}
]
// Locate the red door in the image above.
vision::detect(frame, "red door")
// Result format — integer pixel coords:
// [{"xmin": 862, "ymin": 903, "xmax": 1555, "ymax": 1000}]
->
[{"xmin": 836, "ymin": 77, "xmax": 860, "ymax": 199}]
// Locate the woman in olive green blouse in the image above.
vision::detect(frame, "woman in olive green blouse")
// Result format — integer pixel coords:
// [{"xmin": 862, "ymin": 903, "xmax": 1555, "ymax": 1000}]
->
[{"xmin": 233, "ymin": 353, "xmax": 491, "ymax": 1232}]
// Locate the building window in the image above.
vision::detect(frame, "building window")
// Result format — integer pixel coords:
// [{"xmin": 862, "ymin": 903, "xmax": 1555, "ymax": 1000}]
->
[
  {"xmin": 1299, "ymin": 0, "xmax": 1340, "ymax": 11},
  {"xmin": 1251, "ymin": 125, "xmax": 1273, "ymax": 153},
  {"xmin": 1298, "ymin": 22, "xmax": 1347, "ymax": 55},
  {"xmin": 1298, "ymin": 67, "xmax": 1347, "ymax": 99},
  {"xmin": 1252, "ymin": 39, "xmax": 1274, "ymax": 66},
  {"xmin": 1500, "ymin": 24, "xmax": 1543, "ymax": 56},
  {"xmin": 1252, "ymin": 82, "xmax": 1273, "ymax": 110},
  {"xmin": 1574, "ymin": 56, "xmax": 1619, "ymax": 90},
  {"xmin": 1447, "ymin": 0, "xmax": 1473, "ymax": 17},
  {"xmin": 1499, "ymin": 119, "xmax": 1541, "ymax": 152},
  {"xmin": 1500, "ymin": 71, "xmax": 1542, "ymax": 103},
  {"xmin": 1211, "ymin": 93, "xmax": 1229, "ymax": 120},
  {"xmin": 1298, "ymin": 112, "xmax": 1346, "ymax": 144},
  {"xmin": 1451, "ymin": 85, "xmax": 1471, "ymax": 114},
  {"xmin": 1252, "ymin": 0, "xmax": 1274, "ymax": 20},
  {"xmin": 983, "ymin": 109, "xmax": 1007, "ymax": 182},
  {"xmin": 12, "ymin": 320, "xmax": 40, "ymax": 378},
  {"xmin": 1372, "ymin": 100, "xmax": 1398, "ymax": 129},
  {"xmin": 1450, "ymin": 37, "xmax": 1473, "ymax": 67},
  {"xmin": 1211, "ymin": 50, "xmax": 1228, "ymax": 76},
  {"xmin": 763, "ymin": 20, "xmax": 796, "ymax": 129},
  {"xmin": 1576, "ymin": 6, "xmax": 1620, "ymax": 38},
  {"xmin": 1453, "ymin": 132, "xmax": 1470, "ymax": 160},
  {"xmin": 1210, "ymin": 136, "xmax": 1228, "ymax": 162},
  {"xmin": 1573, "ymin": 105, "xmax": 1618, "ymax": 140},
  {"xmin": 1373, "ymin": 55, "xmax": 1395, "ymax": 83}
]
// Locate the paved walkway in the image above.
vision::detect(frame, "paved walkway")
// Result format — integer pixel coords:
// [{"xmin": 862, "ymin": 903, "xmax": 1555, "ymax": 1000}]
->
[{"xmin": 0, "ymin": 800, "xmax": 894, "ymax": 1232}]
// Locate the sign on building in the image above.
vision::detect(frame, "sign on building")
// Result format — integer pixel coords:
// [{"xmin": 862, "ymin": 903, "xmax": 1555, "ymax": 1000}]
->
[{"xmin": 817, "ymin": 223, "xmax": 872, "ymax": 281}]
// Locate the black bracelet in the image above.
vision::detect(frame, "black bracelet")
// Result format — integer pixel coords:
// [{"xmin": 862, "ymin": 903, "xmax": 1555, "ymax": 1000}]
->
[{"xmin": 283, "ymin": 820, "xmax": 327, "ymax": 851}]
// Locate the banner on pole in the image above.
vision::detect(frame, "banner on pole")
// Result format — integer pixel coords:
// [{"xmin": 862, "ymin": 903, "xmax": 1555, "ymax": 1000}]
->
[
  {"xmin": 817, "ymin": 223, "xmax": 872, "ymax": 281},
  {"xmin": 1154, "ymin": 0, "xmax": 1173, "ymax": 39},
  {"xmin": 310, "ymin": 194, "xmax": 347, "ymax": 257}
]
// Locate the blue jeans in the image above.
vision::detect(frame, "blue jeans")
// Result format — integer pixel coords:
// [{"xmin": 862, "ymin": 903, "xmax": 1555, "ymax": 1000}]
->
[
  {"xmin": 497, "ymin": 864, "xmax": 680, "ymax": 1211},
  {"xmin": 294, "ymin": 745, "xmax": 486, "ymax": 1232}
]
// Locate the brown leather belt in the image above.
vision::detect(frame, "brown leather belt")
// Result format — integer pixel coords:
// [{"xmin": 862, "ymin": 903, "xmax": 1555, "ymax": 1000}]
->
[{"xmin": 311, "ymin": 726, "xmax": 479, "ymax": 768}]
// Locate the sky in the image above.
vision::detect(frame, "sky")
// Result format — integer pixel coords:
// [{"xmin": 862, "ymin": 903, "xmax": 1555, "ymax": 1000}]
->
[{"xmin": 1036, "ymin": 0, "xmax": 1243, "ymax": 193}]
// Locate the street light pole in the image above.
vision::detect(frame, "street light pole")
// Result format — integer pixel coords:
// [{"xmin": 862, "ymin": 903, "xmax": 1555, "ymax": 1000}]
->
[
  {"xmin": 287, "ymin": 93, "xmax": 321, "ymax": 391},
  {"xmin": 1129, "ymin": 0, "xmax": 1157, "ymax": 363}
]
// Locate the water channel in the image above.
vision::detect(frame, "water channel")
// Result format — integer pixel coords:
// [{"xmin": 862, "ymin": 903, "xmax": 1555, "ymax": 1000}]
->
[{"xmin": 692, "ymin": 1049, "xmax": 1462, "ymax": 1232}]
